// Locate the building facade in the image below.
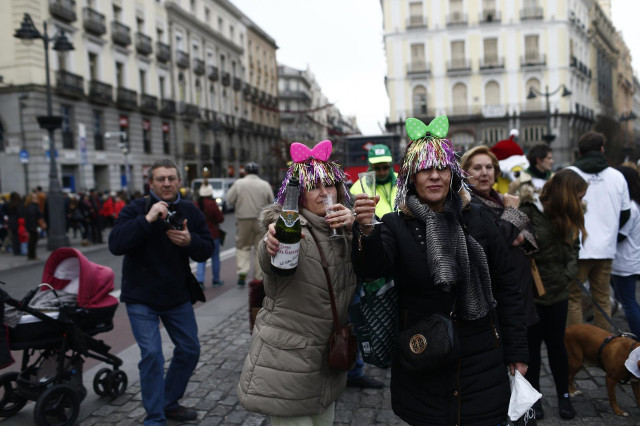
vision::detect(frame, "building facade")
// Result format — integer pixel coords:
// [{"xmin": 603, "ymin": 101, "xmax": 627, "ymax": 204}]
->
[
  {"xmin": 0, "ymin": 0, "xmax": 280, "ymax": 195},
  {"xmin": 380, "ymin": 0, "xmax": 634, "ymax": 166}
]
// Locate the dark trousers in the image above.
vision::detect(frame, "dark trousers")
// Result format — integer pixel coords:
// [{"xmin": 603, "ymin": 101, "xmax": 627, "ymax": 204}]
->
[
  {"xmin": 10, "ymin": 229, "xmax": 21, "ymax": 256},
  {"xmin": 27, "ymin": 230, "xmax": 38, "ymax": 259},
  {"xmin": 525, "ymin": 299, "xmax": 570, "ymax": 398}
]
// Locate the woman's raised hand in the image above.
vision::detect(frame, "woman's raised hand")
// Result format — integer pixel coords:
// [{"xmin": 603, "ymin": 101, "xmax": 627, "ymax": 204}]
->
[
  {"xmin": 325, "ymin": 202, "xmax": 355, "ymax": 229},
  {"xmin": 353, "ymin": 193, "xmax": 379, "ymax": 234}
]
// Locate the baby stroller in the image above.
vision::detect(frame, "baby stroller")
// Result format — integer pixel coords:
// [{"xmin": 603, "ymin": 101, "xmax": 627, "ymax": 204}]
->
[{"xmin": 0, "ymin": 248, "xmax": 127, "ymax": 426}]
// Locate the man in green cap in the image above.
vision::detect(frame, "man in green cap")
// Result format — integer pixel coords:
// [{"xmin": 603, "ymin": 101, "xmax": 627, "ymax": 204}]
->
[{"xmin": 350, "ymin": 144, "xmax": 397, "ymax": 217}]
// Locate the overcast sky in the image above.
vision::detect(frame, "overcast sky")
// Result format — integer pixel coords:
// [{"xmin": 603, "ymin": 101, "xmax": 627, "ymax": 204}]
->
[{"xmin": 230, "ymin": 0, "xmax": 639, "ymax": 136}]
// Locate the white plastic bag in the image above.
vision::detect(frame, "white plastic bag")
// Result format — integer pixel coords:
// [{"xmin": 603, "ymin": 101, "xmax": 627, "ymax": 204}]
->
[{"xmin": 508, "ymin": 370, "xmax": 542, "ymax": 421}]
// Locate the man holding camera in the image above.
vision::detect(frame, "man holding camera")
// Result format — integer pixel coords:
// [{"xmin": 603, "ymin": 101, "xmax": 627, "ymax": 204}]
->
[{"xmin": 109, "ymin": 159, "xmax": 213, "ymax": 425}]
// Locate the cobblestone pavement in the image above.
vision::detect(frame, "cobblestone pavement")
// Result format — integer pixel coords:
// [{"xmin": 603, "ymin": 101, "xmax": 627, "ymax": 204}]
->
[{"xmin": 78, "ymin": 305, "xmax": 640, "ymax": 426}]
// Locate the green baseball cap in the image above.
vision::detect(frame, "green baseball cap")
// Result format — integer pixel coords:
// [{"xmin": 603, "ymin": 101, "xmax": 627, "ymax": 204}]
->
[{"xmin": 368, "ymin": 144, "xmax": 392, "ymax": 164}]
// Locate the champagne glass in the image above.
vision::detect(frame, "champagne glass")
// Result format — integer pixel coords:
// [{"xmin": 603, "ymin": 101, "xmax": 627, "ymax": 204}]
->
[
  {"xmin": 323, "ymin": 193, "xmax": 342, "ymax": 240},
  {"xmin": 358, "ymin": 171, "xmax": 383, "ymax": 226}
]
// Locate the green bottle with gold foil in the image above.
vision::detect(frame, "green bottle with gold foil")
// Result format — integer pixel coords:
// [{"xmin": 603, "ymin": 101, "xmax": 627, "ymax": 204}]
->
[{"xmin": 271, "ymin": 175, "xmax": 301, "ymax": 275}]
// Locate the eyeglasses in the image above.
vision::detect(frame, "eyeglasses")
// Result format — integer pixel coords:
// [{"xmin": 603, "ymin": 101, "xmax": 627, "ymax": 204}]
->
[
  {"xmin": 373, "ymin": 165, "xmax": 391, "ymax": 171},
  {"xmin": 153, "ymin": 176, "xmax": 178, "ymax": 183}
]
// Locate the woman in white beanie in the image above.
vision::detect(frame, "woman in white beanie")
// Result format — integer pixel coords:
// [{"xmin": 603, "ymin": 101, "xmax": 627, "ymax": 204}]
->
[{"xmin": 195, "ymin": 180, "xmax": 225, "ymax": 288}]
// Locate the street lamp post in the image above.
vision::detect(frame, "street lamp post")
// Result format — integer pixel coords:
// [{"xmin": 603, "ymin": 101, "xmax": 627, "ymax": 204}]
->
[
  {"xmin": 104, "ymin": 131, "xmax": 130, "ymax": 192},
  {"xmin": 620, "ymin": 111, "xmax": 637, "ymax": 162},
  {"xmin": 18, "ymin": 93, "xmax": 29, "ymax": 195},
  {"xmin": 527, "ymin": 84, "xmax": 572, "ymax": 144},
  {"xmin": 14, "ymin": 13, "xmax": 73, "ymax": 250}
]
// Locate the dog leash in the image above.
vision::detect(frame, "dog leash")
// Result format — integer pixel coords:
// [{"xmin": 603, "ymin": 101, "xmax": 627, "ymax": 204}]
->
[{"xmin": 573, "ymin": 278, "xmax": 629, "ymax": 337}]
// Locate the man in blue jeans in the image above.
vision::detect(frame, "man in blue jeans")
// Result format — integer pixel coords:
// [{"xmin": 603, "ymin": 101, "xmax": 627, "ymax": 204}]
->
[{"xmin": 109, "ymin": 160, "xmax": 214, "ymax": 425}]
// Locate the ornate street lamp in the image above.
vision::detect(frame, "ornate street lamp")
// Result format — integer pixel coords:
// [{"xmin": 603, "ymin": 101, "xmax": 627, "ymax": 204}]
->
[
  {"xmin": 14, "ymin": 13, "xmax": 73, "ymax": 250},
  {"xmin": 527, "ymin": 84, "xmax": 572, "ymax": 143},
  {"xmin": 620, "ymin": 111, "xmax": 637, "ymax": 161}
]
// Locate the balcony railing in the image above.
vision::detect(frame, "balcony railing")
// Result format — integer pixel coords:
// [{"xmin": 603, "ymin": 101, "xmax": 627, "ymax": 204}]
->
[
  {"xmin": 233, "ymin": 77, "xmax": 242, "ymax": 91},
  {"xmin": 479, "ymin": 10, "xmax": 501, "ymax": 23},
  {"xmin": 447, "ymin": 58, "xmax": 472, "ymax": 72},
  {"xmin": 156, "ymin": 42, "xmax": 170, "ymax": 63},
  {"xmin": 221, "ymin": 72, "xmax": 230, "ymax": 86},
  {"xmin": 479, "ymin": 57, "xmax": 505, "ymax": 70},
  {"xmin": 111, "ymin": 21, "xmax": 131, "ymax": 46},
  {"xmin": 446, "ymin": 12, "xmax": 468, "ymax": 26},
  {"xmin": 160, "ymin": 99, "xmax": 176, "ymax": 116},
  {"xmin": 208, "ymin": 65, "xmax": 219, "ymax": 81},
  {"xmin": 179, "ymin": 102, "xmax": 200, "ymax": 120},
  {"xmin": 50, "ymin": 0, "xmax": 77, "ymax": 23},
  {"xmin": 521, "ymin": 7, "xmax": 543, "ymax": 20},
  {"xmin": 140, "ymin": 94, "xmax": 158, "ymax": 112},
  {"xmin": 83, "ymin": 7, "xmax": 106, "ymax": 36},
  {"xmin": 88, "ymin": 80, "xmax": 112, "ymax": 104},
  {"xmin": 407, "ymin": 15, "xmax": 426, "ymax": 28},
  {"xmin": 193, "ymin": 59, "xmax": 205, "ymax": 75},
  {"xmin": 176, "ymin": 50, "xmax": 189, "ymax": 68},
  {"xmin": 406, "ymin": 61, "xmax": 431, "ymax": 74},
  {"xmin": 116, "ymin": 87, "xmax": 137, "ymax": 110},
  {"xmin": 243, "ymin": 84, "xmax": 252, "ymax": 101},
  {"xmin": 56, "ymin": 70, "xmax": 84, "ymax": 99},
  {"xmin": 135, "ymin": 32, "xmax": 152, "ymax": 56},
  {"xmin": 521, "ymin": 53, "xmax": 546, "ymax": 67}
]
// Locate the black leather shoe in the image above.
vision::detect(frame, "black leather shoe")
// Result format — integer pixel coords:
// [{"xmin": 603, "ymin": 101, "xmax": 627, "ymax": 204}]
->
[
  {"xmin": 558, "ymin": 397, "xmax": 576, "ymax": 419},
  {"xmin": 533, "ymin": 400, "xmax": 544, "ymax": 420},
  {"xmin": 165, "ymin": 405, "xmax": 197, "ymax": 421},
  {"xmin": 347, "ymin": 375, "xmax": 384, "ymax": 389}
]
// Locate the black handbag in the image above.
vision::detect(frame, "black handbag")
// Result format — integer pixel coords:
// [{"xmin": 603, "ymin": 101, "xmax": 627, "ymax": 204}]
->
[
  {"xmin": 396, "ymin": 297, "xmax": 459, "ymax": 373},
  {"xmin": 186, "ymin": 272, "xmax": 206, "ymax": 304}
]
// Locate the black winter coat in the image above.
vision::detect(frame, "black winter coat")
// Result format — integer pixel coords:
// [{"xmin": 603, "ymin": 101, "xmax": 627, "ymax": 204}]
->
[
  {"xmin": 109, "ymin": 193, "xmax": 214, "ymax": 309},
  {"xmin": 352, "ymin": 203, "xmax": 528, "ymax": 426}
]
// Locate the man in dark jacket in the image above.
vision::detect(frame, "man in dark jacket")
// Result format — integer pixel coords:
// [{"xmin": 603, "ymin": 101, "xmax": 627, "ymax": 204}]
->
[{"xmin": 109, "ymin": 159, "xmax": 214, "ymax": 425}]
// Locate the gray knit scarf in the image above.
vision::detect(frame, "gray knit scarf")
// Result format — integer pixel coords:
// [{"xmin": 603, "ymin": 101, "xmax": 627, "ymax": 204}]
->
[{"xmin": 406, "ymin": 194, "xmax": 496, "ymax": 320}]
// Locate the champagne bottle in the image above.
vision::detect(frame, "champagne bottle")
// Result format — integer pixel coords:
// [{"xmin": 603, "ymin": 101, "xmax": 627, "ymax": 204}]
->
[{"xmin": 271, "ymin": 176, "xmax": 301, "ymax": 275}]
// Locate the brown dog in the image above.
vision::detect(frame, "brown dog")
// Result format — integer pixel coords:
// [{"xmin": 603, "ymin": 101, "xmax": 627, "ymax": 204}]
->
[{"xmin": 565, "ymin": 323, "xmax": 640, "ymax": 416}]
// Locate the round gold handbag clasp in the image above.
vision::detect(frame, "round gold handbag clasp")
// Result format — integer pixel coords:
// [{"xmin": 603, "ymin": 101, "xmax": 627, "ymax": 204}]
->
[{"xmin": 409, "ymin": 334, "xmax": 427, "ymax": 354}]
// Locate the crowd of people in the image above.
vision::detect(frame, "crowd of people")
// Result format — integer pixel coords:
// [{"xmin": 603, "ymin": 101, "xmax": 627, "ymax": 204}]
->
[{"xmin": 3, "ymin": 116, "xmax": 640, "ymax": 425}]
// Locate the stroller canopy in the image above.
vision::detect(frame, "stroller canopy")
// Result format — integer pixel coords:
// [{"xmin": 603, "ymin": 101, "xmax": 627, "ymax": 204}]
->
[{"xmin": 41, "ymin": 248, "xmax": 118, "ymax": 309}]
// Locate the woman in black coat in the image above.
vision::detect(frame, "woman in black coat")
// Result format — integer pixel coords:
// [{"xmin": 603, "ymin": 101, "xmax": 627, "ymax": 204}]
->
[{"xmin": 352, "ymin": 116, "xmax": 528, "ymax": 426}]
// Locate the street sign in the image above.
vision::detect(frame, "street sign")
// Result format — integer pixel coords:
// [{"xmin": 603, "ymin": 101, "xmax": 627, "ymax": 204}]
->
[{"xmin": 19, "ymin": 149, "xmax": 29, "ymax": 164}]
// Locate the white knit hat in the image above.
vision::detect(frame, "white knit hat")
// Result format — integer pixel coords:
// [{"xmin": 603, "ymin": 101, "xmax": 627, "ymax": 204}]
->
[{"xmin": 199, "ymin": 184, "xmax": 213, "ymax": 198}]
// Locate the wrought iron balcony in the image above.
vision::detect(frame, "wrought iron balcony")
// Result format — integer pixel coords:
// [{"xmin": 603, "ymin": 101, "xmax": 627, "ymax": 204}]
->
[
  {"xmin": 83, "ymin": 7, "xmax": 106, "ymax": 36},
  {"xmin": 135, "ymin": 32, "xmax": 152, "ymax": 56},
  {"xmin": 479, "ymin": 10, "xmax": 501, "ymax": 23},
  {"xmin": 140, "ymin": 94, "xmax": 158, "ymax": 112},
  {"xmin": 406, "ymin": 61, "xmax": 431, "ymax": 74},
  {"xmin": 193, "ymin": 59, "xmax": 205, "ymax": 75},
  {"xmin": 179, "ymin": 102, "xmax": 200, "ymax": 120},
  {"xmin": 447, "ymin": 59, "xmax": 472, "ymax": 72},
  {"xmin": 221, "ymin": 72, "xmax": 230, "ymax": 86},
  {"xmin": 446, "ymin": 12, "xmax": 467, "ymax": 26},
  {"xmin": 479, "ymin": 57, "xmax": 505, "ymax": 70},
  {"xmin": 233, "ymin": 77, "xmax": 242, "ymax": 91},
  {"xmin": 521, "ymin": 7, "xmax": 543, "ymax": 20},
  {"xmin": 521, "ymin": 53, "xmax": 546, "ymax": 67},
  {"xmin": 116, "ymin": 87, "xmax": 137, "ymax": 110},
  {"xmin": 407, "ymin": 15, "xmax": 426, "ymax": 28},
  {"xmin": 56, "ymin": 70, "xmax": 84, "ymax": 99},
  {"xmin": 208, "ymin": 65, "xmax": 219, "ymax": 81},
  {"xmin": 243, "ymin": 84, "xmax": 252, "ymax": 101},
  {"xmin": 156, "ymin": 42, "xmax": 170, "ymax": 63},
  {"xmin": 88, "ymin": 80, "xmax": 112, "ymax": 104},
  {"xmin": 160, "ymin": 98, "xmax": 176, "ymax": 116},
  {"xmin": 111, "ymin": 21, "xmax": 131, "ymax": 46},
  {"xmin": 50, "ymin": 0, "xmax": 77, "ymax": 23},
  {"xmin": 176, "ymin": 50, "xmax": 189, "ymax": 68}
]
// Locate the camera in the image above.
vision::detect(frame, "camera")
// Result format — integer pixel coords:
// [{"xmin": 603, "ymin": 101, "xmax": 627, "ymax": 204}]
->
[{"xmin": 162, "ymin": 205, "xmax": 184, "ymax": 230}]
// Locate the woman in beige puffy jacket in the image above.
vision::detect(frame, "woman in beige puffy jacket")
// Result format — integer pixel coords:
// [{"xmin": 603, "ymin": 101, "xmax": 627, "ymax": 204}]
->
[{"xmin": 237, "ymin": 140, "xmax": 357, "ymax": 425}]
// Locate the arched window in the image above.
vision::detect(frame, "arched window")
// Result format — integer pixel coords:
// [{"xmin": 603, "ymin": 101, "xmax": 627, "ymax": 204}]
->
[
  {"xmin": 485, "ymin": 81, "xmax": 500, "ymax": 105},
  {"xmin": 525, "ymin": 78, "xmax": 541, "ymax": 111},
  {"xmin": 412, "ymin": 86, "xmax": 427, "ymax": 116},
  {"xmin": 452, "ymin": 83, "xmax": 467, "ymax": 114}
]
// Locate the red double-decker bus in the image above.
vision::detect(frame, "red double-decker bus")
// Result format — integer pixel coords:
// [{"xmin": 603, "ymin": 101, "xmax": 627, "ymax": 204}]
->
[{"xmin": 343, "ymin": 134, "xmax": 402, "ymax": 185}]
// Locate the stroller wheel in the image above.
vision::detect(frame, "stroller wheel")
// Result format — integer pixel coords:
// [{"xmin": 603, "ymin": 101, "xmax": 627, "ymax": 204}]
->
[
  {"xmin": 92, "ymin": 368, "xmax": 112, "ymax": 397},
  {"xmin": 106, "ymin": 370, "xmax": 128, "ymax": 398},
  {"xmin": 0, "ymin": 371, "xmax": 27, "ymax": 417},
  {"xmin": 34, "ymin": 384, "xmax": 80, "ymax": 426}
]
